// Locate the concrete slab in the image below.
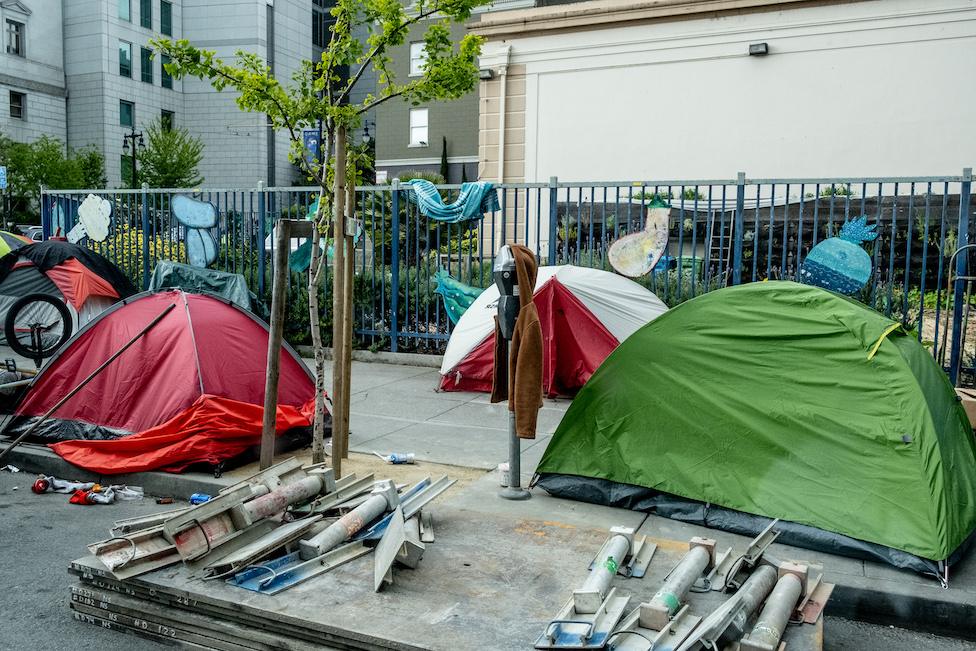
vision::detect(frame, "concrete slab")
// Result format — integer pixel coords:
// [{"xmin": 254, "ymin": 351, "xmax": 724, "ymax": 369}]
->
[{"xmin": 356, "ymin": 421, "xmax": 509, "ymax": 469}]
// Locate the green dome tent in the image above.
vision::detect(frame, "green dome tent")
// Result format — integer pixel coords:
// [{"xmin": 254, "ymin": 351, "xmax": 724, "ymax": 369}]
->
[{"xmin": 535, "ymin": 281, "xmax": 976, "ymax": 577}]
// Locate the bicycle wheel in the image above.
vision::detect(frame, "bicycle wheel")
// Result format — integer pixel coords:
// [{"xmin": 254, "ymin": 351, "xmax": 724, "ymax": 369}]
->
[{"xmin": 4, "ymin": 293, "xmax": 73, "ymax": 361}]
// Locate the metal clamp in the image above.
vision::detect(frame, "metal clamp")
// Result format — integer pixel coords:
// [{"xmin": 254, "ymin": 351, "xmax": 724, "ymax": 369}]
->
[{"xmin": 546, "ymin": 620, "xmax": 595, "ymax": 644}]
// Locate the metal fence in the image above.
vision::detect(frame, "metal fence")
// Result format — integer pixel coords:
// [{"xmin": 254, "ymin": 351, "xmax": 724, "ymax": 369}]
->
[{"xmin": 41, "ymin": 169, "xmax": 976, "ymax": 382}]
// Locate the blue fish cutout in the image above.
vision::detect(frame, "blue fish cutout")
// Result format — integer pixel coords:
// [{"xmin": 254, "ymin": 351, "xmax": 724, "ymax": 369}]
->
[{"xmin": 800, "ymin": 215, "xmax": 877, "ymax": 295}]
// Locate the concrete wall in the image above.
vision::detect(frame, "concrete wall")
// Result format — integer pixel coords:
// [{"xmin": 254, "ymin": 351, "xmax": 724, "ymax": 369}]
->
[
  {"xmin": 475, "ymin": 0, "xmax": 976, "ymax": 182},
  {"xmin": 0, "ymin": 0, "xmax": 67, "ymax": 143}
]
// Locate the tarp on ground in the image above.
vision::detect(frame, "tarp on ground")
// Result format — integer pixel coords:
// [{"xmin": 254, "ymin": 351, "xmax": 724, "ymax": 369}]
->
[
  {"xmin": 536, "ymin": 281, "xmax": 976, "ymax": 572},
  {"xmin": 149, "ymin": 260, "xmax": 253, "ymax": 310}
]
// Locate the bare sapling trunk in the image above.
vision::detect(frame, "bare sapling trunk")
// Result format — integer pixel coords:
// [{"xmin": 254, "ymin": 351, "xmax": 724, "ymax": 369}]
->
[{"xmin": 308, "ymin": 185, "xmax": 329, "ymax": 464}]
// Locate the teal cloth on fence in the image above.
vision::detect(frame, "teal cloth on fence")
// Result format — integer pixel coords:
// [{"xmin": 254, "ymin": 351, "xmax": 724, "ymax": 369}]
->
[
  {"xmin": 407, "ymin": 179, "xmax": 499, "ymax": 223},
  {"xmin": 433, "ymin": 268, "xmax": 484, "ymax": 325}
]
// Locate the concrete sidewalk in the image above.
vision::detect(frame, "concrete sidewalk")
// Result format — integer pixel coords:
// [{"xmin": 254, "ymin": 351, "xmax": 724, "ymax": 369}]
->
[{"xmin": 321, "ymin": 358, "xmax": 569, "ymax": 476}]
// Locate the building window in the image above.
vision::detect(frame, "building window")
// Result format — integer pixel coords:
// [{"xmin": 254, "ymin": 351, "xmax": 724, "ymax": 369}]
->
[
  {"xmin": 140, "ymin": 0, "xmax": 152, "ymax": 28},
  {"xmin": 160, "ymin": 1, "xmax": 172, "ymax": 36},
  {"xmin": 409, "ymin": 108, "xmax": 428, "ymax": 146},
  {"xmin": 119, "ymin": 0, "xmax": 131, "ymax": 22},
  {"xmin": 120, "ymin": 100, "xmax": 134, "ymax": 127},
  {"xmin": 409, "ymin": 42, "xmax": 426, "ymax": 77},
  {"xmin": 161, "ymin": 109, "xmax": 174, "ymax": 130},
  {"xmin": 312, "ymin": 2, "xmax": 334, "ymax": 49},
  {"xmin": 9, "ymin": 91, "xmax": 25, "ymax": 120},
  {"xmin": 141, "ymin": 47, "xmax": 153, "ymax": 84},
  {"xmin": 5, "ymin": 19, "xmax": 24, "ymax": 57},
  {"xmin": 161, "ymin": 54, "xmax": 172, "ymax": 89},
  {"xmin": 119, "ymin": 41, "xmax": 132, "ymax": 77}
]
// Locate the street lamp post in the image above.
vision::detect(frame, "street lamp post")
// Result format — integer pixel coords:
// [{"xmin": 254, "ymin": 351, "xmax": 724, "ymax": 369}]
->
[{"xmin": 122, "ymin": 128, "xmax": 145, "ymax": 189}]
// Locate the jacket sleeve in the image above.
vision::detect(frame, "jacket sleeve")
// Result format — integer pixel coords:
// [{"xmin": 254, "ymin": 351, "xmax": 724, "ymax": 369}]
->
[{"xmin": 513, "ymin": 309, "xmax": 544, "ymax": 439}]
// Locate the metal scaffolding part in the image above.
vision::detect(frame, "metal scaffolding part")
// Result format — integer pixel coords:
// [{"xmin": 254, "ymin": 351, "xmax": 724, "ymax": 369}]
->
[
  {"xmin": 299, "ymin": 479, "xmax": 399, "ymax": 560},
  {"xmin": 642, "ymin": 539, "xmax": 714, "ymax": 630},
  {"xmin": 575, "ymin": 528, "xmax": 634, "ymax": 614},
  {"xmin": 741, "ymin": 569, "xmax": 806, "ymax": 651},
  {"xmin": 676, "ymin": 564, "xmax": 778, "ymax": 651},
  {"xmin": 608, "ymin": 604, "xmax": 701, "ymax": 651}
]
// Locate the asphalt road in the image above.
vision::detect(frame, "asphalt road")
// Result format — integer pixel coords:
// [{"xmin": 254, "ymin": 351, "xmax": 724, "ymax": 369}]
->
[{"xmin": 0, "ymin": 471, "xmax": 971, "ymax": 650}]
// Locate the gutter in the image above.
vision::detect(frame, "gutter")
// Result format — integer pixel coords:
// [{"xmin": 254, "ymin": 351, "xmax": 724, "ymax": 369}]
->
[
  {"xmin": 496, "ymin": 45, "xmax": 511, "ymax": 183},
  {"xmin": 469, "ymin": 0, "xmax": 857, "ymax": 39}
]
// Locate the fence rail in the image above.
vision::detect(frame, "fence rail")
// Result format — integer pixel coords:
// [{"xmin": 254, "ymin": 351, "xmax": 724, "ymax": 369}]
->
[{"xmin": 41, "ymin": 168, "xmax": 976, "ymax": 383}]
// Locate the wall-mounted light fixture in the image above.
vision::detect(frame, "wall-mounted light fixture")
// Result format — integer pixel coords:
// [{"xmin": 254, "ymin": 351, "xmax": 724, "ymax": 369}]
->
[
  {"xmin": 478, "ymin": 68, "xmax": 495, "ymax": 80},
  {"xmin": 749, "ymin": 42, "xmax": 769, "ymax": 56}
]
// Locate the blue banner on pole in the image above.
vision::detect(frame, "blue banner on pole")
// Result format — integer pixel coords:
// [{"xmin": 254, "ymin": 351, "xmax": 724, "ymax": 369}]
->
[
  {"xmin": 0, "ymin": 166, "xmax": 7, "ymax": 190},
  {"xmin": 302, "ymin": 130, "xmax": 320, "ymax": 165}
]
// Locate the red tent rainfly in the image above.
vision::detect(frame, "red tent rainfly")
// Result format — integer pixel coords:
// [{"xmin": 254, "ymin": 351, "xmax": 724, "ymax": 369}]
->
[{"xmin": 4, "ymin": 290, "xmax": 319, "ymax": 473}]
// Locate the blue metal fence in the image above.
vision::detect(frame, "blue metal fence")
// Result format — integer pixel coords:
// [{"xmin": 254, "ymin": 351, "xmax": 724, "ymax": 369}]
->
[{"xmin": 40, "ymin": 169, "xmax": 976, "ymax": 382}]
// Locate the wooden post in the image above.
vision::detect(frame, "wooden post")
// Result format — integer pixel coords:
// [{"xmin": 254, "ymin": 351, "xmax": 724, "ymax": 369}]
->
[
  {"xmin": 330, "ymin": 127, "xmax": 348, "ymax": 477},
  {"xmin": 260, "ymin": 219, "xmax": 291, "ymax": 470},
  {"xmin": 341, "ymin": 173, "xmax": 356, "ymax": 459}
]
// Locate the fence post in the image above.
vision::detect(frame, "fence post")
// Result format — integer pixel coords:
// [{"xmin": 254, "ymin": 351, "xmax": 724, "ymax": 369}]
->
[
  {"xmin": 949, "ymin": 167, "xmax": 973, "ymax": 385},
  {"xmin": 257, "ymin": 181, "xmax": 266, "ymax": 298},
  {"xmin": 390, "ymin": 179, "xmax": 400, "ymax": 353},
  {"xmin": 732, "ymin": 172, "xmax": 746, "ymax": 285},
  {"xmin": 39, "ymin": 185, "xmax": 49, "ymax": 238},
  {"xmin": 141, "ymin": 182, "xmax": 150, "ymax": 289},
  {"xmin": 547, "ymin": 176, "xmax": 558, "ymax": 265}
]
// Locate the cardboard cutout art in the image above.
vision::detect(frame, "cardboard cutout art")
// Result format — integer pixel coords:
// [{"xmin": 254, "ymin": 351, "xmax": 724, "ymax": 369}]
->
[
  {"xmin": 172, "ymin": 195, "xmax": 218, "ymax": 268},
  {"xmin": 799, "ymin": 215, "xmax": 877, "ymax": 295},
  {"xmin": 67, "ymin": 194, "xmax": 112, "ymax": 243}
]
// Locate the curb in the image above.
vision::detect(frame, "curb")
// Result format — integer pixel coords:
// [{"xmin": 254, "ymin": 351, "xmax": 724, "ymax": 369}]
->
[
  {"xmin": 825, "ymin": 581, "xmax": 976, "ymax": 641},
  {"xmin": 295, "ymin": 345, "xmax": 443, "ymax": 368},
  {"xmin": 3, "ymin": 444, "xmax": 234, "ymax": 500}
]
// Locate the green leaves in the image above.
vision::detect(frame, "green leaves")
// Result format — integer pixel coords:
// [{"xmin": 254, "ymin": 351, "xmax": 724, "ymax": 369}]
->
[
  {"xmin": 138, "ymin": 118, "xmax": 205, "ymax": 188},
  {"xmin": 150, "ymin": 0, "xmax": 489, "ymax": 187}
]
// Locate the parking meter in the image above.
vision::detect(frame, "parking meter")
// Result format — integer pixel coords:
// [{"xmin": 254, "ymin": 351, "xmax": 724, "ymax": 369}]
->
[
  {"xmin": 493, "ymin": 245, "xmax": 519, "ymax": 341},
  {"xmin": 493, "ymin": 244, "xmax": 531, "ymax": 501}
]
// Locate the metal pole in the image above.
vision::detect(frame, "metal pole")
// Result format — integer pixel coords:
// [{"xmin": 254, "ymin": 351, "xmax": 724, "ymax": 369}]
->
[
  {"xmin": 949, "ymin": 167, "xmax": 972, "ymax": 385},
  {"xmin": 499, "ymin": 335, "xmax": 530, "ymax": 501},
  {"xmin": 299, "ymin": 480, "xmax": 397, "ymax": 559},
  {"xmin": 741, "ymin": 573, "xmax": 803, "ymax": 651},
  {"xmin": 643, "ymin": 545, "xmax": 711, "ymax": 629},
  {"xmin": 574, "ymin": 531, "xmax": 631, "ymax": 614},
  {"xmin": 732, "ymin": 172, "xmax": 746, "ymax": 285},
  {"xmin": 0, "ymin": 303, "xmax": 176, "ymax": 465},
  {"xmin": 390, "ymin": 178, "xmax": 400, "ymax": 353},
  {"xmin": 260, "ymin": 220, "xmax": 290, "ymax": 469},
  {"xmin": 548, "ymin": 176, "xmax": 558, "ymax": 265},
  {"xmin": 257, "ymin": 182, "xmax": 266, "ymax": 297},
  {"xmin": 141, "ymin": 182, "xmax": 150, "ymax": 289},
  {"xmin": 243, "ymin": 474, "xmax": 329, "ymax": 521}
]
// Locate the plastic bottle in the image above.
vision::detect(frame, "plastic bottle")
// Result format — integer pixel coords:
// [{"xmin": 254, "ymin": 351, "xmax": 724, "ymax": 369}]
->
[
  {"xmin": 189, "ymin": 493, "xmax": 212, "ymax": 505},
  {"xmin": 387, "ymin": 452, "xmax": 416, "ymax": 465}
]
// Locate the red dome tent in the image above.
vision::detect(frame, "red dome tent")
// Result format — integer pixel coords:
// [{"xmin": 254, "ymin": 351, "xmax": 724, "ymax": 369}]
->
[
  {"xmin": 439, "ymin": 266, "xmax": 668, "ymax": 396},
  {"xmin": 3, "ymin": 290, "xmax": 318, "ymax": 473}
]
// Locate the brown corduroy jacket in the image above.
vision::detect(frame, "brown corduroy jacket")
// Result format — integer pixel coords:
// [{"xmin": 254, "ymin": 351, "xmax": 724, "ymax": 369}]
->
[{"xmin": 490, "ymin": 244, "xmax": 543, "ymax": 439}]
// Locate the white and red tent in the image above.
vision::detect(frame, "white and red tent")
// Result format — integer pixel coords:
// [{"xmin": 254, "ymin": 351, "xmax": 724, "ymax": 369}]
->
[{"xmin": 439, "ymin": 265, "xmax": 668, "ymax": 396}]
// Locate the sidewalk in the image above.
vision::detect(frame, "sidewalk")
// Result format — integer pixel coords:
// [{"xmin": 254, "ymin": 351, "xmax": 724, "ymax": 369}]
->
[{"xmin": 323, "ymin": 358, "xmax": 569, "ymax": 476}]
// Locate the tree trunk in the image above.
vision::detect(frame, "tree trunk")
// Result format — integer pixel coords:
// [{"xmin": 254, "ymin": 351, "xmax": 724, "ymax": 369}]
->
[
  {"xmin": 308, "ymin": 186, "xmax": 328, "ymax": 465},
  {"xmin": 341, "ymin": 168, "xmax": 356, "ymax": 459},
  {"xmin": 330, "ymin": 127, "xmax": 348, "ymax": 477}
]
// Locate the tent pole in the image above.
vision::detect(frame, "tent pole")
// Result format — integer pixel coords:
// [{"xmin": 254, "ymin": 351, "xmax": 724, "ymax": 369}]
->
[
  {"xmin": 260, "ymin": 219, "xmax": 292, "ymax": 470},
  {"xmin": 0, "ymin": 302, "xmax": 176, "ymax": 465}
]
